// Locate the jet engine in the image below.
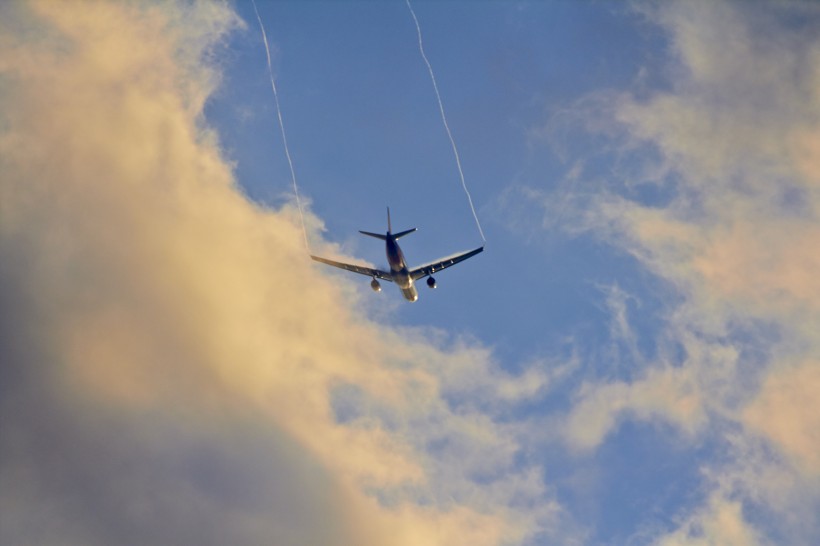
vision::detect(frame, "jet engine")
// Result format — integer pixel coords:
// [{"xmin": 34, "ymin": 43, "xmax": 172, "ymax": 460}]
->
[
  {"xmin": 426, "ymin": 276, "xmax": 437, "ymax": 289},
  {"xmin": 370, "ymin": 278, "xmax": 382, "ymax": 292}
]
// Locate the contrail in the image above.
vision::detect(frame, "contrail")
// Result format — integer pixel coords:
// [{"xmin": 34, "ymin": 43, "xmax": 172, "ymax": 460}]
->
[
  {"xmin": 405, "ymin": 0, "xmax": 486, "ymax": 243},
  {"xmin": 251, "ymin": 0, "xmax": 310, "ymax": 251}
]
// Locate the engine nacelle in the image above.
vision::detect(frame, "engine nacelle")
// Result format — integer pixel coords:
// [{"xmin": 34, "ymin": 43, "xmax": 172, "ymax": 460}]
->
[
  {"xmin": 370, "ymin": 278, "xmax": 382, "ymax": 292},
  {"xmin": 426, "ymin": 276, "xmax": 437, "ymax": 289}
]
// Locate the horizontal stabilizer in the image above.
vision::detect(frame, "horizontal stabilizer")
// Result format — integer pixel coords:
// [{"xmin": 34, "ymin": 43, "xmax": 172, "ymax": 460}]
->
[
  {"xmin": 393, "ymin": 228, "xmax": 417, "ymax": 240},
  {"xmin": 359, "ymin": 230, "xmax": 387, "ymax": 240}
]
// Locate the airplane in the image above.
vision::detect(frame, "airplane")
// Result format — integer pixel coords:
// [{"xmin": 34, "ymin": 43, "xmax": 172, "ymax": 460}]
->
[{"xmin": 310, "ymin": 208, "xmax": 483, "ymax": 302}]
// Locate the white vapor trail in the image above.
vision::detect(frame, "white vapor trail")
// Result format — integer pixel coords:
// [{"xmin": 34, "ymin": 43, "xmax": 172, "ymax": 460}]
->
[
  {"xmin": 406, "ymin": 0, "xmax": 486, "ymax": 243},
  {"xmin": 251, "ymin": 0, "xmax": 310, "ymax": 251}
]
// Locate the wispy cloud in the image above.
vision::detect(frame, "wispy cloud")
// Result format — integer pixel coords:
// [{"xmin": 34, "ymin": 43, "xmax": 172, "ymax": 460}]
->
[
  {"xmin": 654, "ymin": 492, "xmax": 766, "ymax": 546},
  {"xmin": 517, "ymin": 1, "xmax": 820, "ymax": 543}
]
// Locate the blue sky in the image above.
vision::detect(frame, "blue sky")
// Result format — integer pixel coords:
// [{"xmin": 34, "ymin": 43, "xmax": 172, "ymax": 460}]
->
[
  {"xmin": 215, "ymin": 1, "xmax": 668, "ymax": 356},
  {"xmin": 2, "ymin": 1, "xmax": 819, "ymax": 545}
]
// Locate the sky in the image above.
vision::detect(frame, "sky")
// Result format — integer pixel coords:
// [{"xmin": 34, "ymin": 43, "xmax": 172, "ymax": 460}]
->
[{"xmin": 1, "ymin": 1, "xmax": 819, "ymax": 545}]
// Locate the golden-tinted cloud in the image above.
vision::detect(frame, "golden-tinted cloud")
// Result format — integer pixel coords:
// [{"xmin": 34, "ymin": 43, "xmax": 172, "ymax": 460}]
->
[
  {"xmin": 655, "ymin": 493, "xmax": 765, "ymax": 546},
  {"xmin": 0, "ymin": 2, "xmax": 557, "ymax": 544},
  {"xmin": 744, "ymin": 361, "xmax": 820, "ymax": 475},
  {"xmin": 566, "ymin": 366, "xmax": 704, "ymax": 451}
]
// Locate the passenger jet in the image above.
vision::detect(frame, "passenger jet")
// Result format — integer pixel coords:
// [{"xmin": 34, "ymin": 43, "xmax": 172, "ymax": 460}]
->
[{"xmin": 310, "ymin": 208, "xmax": 483, "ymax": 302}]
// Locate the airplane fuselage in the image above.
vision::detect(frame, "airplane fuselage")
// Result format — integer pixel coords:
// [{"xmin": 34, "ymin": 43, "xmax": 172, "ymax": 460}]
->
[{"xmin": 386, "ymin": 235, "xmax": 418, "ymax": 302}]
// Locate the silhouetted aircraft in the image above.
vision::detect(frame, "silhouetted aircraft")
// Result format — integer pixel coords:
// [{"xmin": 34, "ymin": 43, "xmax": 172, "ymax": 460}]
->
[{"xmin": 311, "ymin": 208, "xmax": 483, "ymax": 302}]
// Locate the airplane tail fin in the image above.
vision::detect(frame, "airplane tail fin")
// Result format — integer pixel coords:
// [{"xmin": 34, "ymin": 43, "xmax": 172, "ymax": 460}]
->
[
  {"xmin": 359, "ymin": 208, "xmax": 415, "ymax": 240},
  {"xmin": 386, "ymin": 207, "xmax": 416, "ymax": 239}
]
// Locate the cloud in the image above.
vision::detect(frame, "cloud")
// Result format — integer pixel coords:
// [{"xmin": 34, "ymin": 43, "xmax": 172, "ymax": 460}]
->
[
  {"xmin": 565, "ymin": 365, "xmax": 705, "ymax": 451},
  {"xmin": 743, "ymin": 361, "xmax": 820, "ymax": 475},
  {"xmin": 653, "ymin": 493, "xmax": 765, "ymax": 546},
  {"xmin": 519, "ymin": 1, "xmax": 820, "ymax": 543},
  {"xmin": 0, "ymin": 2, "xmax": 562, "ymax": 545},
  {"xmin": 599, "ymin": 0, "xmax": 820, "ymax": 421}
]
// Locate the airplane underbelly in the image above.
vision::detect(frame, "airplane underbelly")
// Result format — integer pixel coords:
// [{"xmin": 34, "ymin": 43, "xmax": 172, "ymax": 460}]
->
[
  {"xmin": 393, "ymin": 272, "xmax": 417, "ymax": 301},
  {"xmin": 401, "ymin": 286, "xmax": 418, "ymax": 302},
  {"xmin": 393, "ymin": 270, "xmax": 413, "ymax": 289}
]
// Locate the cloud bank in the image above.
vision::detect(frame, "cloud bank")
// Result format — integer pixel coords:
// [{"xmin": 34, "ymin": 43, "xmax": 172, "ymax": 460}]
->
[{"xmin": 0, "ymin": 2, "xmax": 559, "ymax": 545}]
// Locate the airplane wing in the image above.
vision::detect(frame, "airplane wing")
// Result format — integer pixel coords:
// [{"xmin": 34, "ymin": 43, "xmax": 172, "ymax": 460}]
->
[
  {"xmin": 310, "ymin": 255, "xmax": 394, "ymax": 282},
  {"xmin": 409, "ymin": 246, "xmax": 484, "ymax": 280}
]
